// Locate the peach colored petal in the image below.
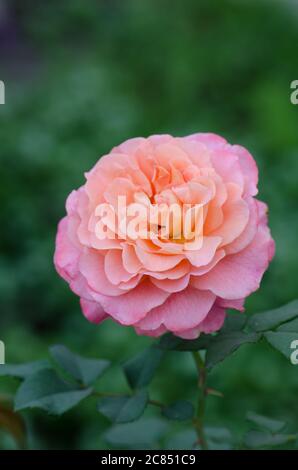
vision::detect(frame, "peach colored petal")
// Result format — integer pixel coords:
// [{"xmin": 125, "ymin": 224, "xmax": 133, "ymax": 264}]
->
[
  {"xmin": 154, "ymin": 142, "xmax": 190, "ymax": 170},
  {"xmin": 204, "ymin": 204, "xmax": 224, "ymax": 234},
  {"xmin": 135, "ymin": 245, "xmax": 184, "ymax": 272},
  {"xmin": 116, "ymin": 137, "xmax": 147, "ymax": 155},
  {"xmin": 104, "ymin": 177, "xmax": 137, "ymax": 207},
  {"xmin": 151, "ymin": 274, "xmax": 190, "ymax": 293},
  {"xmin": 211, "ymin": 148, "xmax": 244, "ymax": 192},
  {"xmin": 122, "ymin": 243, "xmax": 143, "ymax": 274},
  {"xmin": 211, "ymin": 184, "xmax": 250, "ymax": 247},
  {"xmin": 173, "ymin": 181, "xmax": 213, "ymax": 205},
  {"xmin": 177, "ymin": 138, "xmax": 212, "ymax": 167},
  {"xmin": 190, "ymin": 249, "xmax": 226, "ymax": 276},
  {"xmin": 225, "ymin": 198, "xmax": 258, "ymax": 255},
  {"xmin": 193, "ymin": 225, "xmax": 274, "ymax": 299},
  {"xmin": 79, "ymin": 250, "xmax": 124, "ymax": 296},
  {"xmin": 145, "ymin": 260, "xmax": 190, "ymax": 280},
  {"xmin": 189, "ymin": 132, "xmax": 227, "ymax": 149},
  {"xmin": 94, "ymin": 279, "xmax": 170, "ymax": 325},
  {"xmin": 185, "ymin": 236, "xmax": 222, "ymax": 267},
  {"xmin": 104, "ymin": 249, "xmax": 136, "ymax": 285},
  {"xmin": 231, "ymin": 144, "xmax": 258, "ymax": 196}
]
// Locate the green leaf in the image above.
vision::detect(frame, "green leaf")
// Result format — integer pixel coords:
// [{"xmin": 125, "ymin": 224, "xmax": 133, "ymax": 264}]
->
[
  {"xmin": 244, "ymin": 430, "xmax": 296, "ymax": 448},
  {"xmin": 248, "ymin": 300, "xmax": 298, "ymax": 332},
  {"xmin": 123, "ymin": 346, "xmax": 163, "ymax": 389},
  {"xmin": 264, "ymin": 331, "xmax": 298, "ymax": 360},
  {"xmin": 277, "ymin": 317, "xmax": 298, "ymax": 332},
  {"xmin": 97, "ymin": 390, "xmax": 148, "ymax": 424},
  {"xmin": 0, "ymin": 360, "xmax": 51, "ymax": 379},
  {"xmin": 246, "ymin": 411, "xmax": 286, "ymax": 433},
  {"xmin": 14, "ymin": 369, "xmax": 92, "ymax": 414},
  {"xmin": 49, "ymin": 345, "xmax": 110, "ymax": 386},
  {"xmin": 105, "ymin": 417, "xmax": 169, "ymax": 448},
  {"xmin": 206, "ymin": 426, "xmax": 233, "ymax": 450},
  {"xmin": 158, "ymin": 333, "xmax": 210, "ymax": 351},
  {"xmin": 206, "ymin": 426, "xmax": 232, "ymax": 441},
  {"xmin": 205, "ymin": 331, "xmax": 261, "ymax": 369},
  {"xmin": 166, "ymin": 429, "xmax": 198, "ymax": 450},
  {"xmin": 221, "ymin": 313, "xmax": 247, "ymax": 332},
  {"xmin": 162, "ymin": 400, "xmax": 194, "ymax": 421}
]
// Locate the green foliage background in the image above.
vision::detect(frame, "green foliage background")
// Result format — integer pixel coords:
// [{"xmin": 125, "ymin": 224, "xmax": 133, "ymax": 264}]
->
[{"xmin": 0, "ymin": 0, "xmax": 298, "ymax": 449}]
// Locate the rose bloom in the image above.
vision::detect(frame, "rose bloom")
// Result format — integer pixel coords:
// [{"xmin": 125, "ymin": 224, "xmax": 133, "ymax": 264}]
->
[{"xmin": 54, "ymin": 133, "xmax": 275, "ymax": 339}]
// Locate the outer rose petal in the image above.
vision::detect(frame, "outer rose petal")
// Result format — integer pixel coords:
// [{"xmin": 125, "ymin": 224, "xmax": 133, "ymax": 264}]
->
[
  {"xmin": 151, "ymin": 274, "xmax": 190, "ymax": 293},
  {"xmin": 192, "ymin": 223, "xmax": 274, "ymax": 299},
  {"xmin": 54, "ymin": 217, "xmax": 79, "ymax": 282},
  {"xmin": 80, "ymin": 298, "xmax": 108, "ymax": 324},
  {"xmin": 135, "ymin": 287, "xmax": 215, "ymax": 332},
  {"xmin": 93, "ymin": 279, "xmax": 170, "ymax": 325},
  {"xmin": 189, "ymin": 133, "xmax": 227, "ymax": 149},
  {"xmin": 217, "ymin": 298, "xmax": 245, "ymax": 312},
  {"xmin": 79, "ymin": 251, "xmax": 125, "ymax": 296},
  {"xmin": 198, "ymin": 304, "xmax": 226, "ymax": 333},
  {"xmin": 104, "ymin": 249, "xmax": 136, "ymax": 285},
  {"xmin": 231, "ymin": 144, "xmax": 258, "ymax": 196},
  {"xmin": 174, "ymin": 305, "xmax": 226, "ymax": 339},
  {"xmin": 135, "ymin": 325, "xmax": 168, "ymax": 338}
]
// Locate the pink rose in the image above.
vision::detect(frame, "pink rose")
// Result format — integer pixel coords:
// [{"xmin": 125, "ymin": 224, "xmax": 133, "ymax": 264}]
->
[{"xmin": 54, "ymin": 133, "xmax": 275, "ymax": 339}]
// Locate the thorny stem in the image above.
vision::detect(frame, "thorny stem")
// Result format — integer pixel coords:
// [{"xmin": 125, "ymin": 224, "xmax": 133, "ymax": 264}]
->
[{"xmin": 192, "ymin": 351, "xmax": 208, "ymax": 450}]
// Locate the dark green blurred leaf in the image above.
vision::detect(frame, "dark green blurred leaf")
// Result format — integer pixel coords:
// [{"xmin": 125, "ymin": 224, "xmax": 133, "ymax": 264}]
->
[
  {"xmin": 50, "ymin": 344, "xmax": 110, "ymax": 386},
  {"xmin": 205, "ymin": 331, "xmax": 261, "ymax": 369},
  {"xmin": 206, "ymin": 426, "xmax": 233, "ymax": 450},
  {"xmin": 97, "ymin": 389, "xmax": 148, "ymax": 424},
  {"xmin": 221, "ymin": 313, "xmax": 247, "ymax": 332},
  {"xmin": 264, "ymin": 331, "xmax": 298, "ymax": 360},
  {"xmin": 105, "ymin": 417, "xmax": 169, "ymax": 448},
  {"xmin": 206, "ymin": 426, "xmax": 232, "ymax": 441},
  {"xmin": 162, "ymin": 400, "xmax": 194, "ymax": 421},
  {"xmin": 166, "ymin": 429, "xmax": 198, "ymax": 450},
  {"xmin": 158, "ymin": 333, "xmax": 210, "ymax": 351},
  {"xmin": 246, "ymin": 411, "xmax": 285, "ymax": 433},
  {"xmin": 14, "ymin": 369, "xmax": 92, "ymax": 414},
  {"xmin": 244, "ymin": 430, "xmax": 296, "ymax": 448},
  {"xmin": 248, "ymin": 300, "xmax": 298, "ymax": 332},
  {"xmin": 123, "ymin": 346, "xmax": 163, "ymax": 389},
  {"xmin": 277, "ymin": 317, "xmax": 298, "ymax": 332},
  {"xmin": 0, "ymin": 360, "xmax": 51, "ymax": 379}
]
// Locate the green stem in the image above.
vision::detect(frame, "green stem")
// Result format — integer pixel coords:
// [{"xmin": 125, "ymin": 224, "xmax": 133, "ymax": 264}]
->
[{"xmin": 192, "ymin": 351, "xmax": 208, "ymax": 450}]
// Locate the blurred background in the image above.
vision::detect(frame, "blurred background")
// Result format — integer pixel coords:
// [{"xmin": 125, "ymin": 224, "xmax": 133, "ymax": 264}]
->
[{"xmin": 0, "ymin": 0, "xmax": 298, "ymax": 450}]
